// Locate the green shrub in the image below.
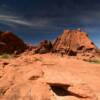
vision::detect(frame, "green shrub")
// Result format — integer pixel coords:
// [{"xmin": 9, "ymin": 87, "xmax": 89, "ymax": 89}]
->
[
  {"xmin": 33, "ymin": 57, "xmax": 42, "ymax": 62},
  {"xmin": 89, "ymin": 59, "xmax": 100, "ymax": 64},
  {"xmin": 0, "ymin": 53, "xmax": 11, "ymax": 59}
]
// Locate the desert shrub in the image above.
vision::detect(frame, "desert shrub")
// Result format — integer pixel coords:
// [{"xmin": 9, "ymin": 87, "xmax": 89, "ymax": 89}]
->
[
  {"xmin": 0, "ymin": 53, "xmax": 11, "ymax": 59},
  {"xmin": 89, "ymin": 59, "xmax": 100, "ymax": 64},
  {"xmin": 33, "ymin": 57, "xmax": 42, "ymax": 62}
]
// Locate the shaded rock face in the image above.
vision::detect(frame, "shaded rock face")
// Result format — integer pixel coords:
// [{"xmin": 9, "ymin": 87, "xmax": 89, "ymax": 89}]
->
[
  {"xmin": 0, "ymin": 31, "xmax": 27, "ymax": 54},
  {"xmin": 53, "ymin": 29, "xmax": 97, "ymax": 56},
  {"xmin": 35, "ymin": 40, "xmax": 53, "ymax": 54}
]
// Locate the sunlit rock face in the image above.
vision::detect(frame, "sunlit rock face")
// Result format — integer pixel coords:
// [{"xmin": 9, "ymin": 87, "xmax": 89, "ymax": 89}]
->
[{"xmin": 53, "ymin": 29, "xmax": 97, "ymax": 56}]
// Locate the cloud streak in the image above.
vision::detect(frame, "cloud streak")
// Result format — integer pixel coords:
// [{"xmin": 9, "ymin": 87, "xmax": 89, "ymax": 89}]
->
[
  {"xmin": 0, "ymin": 14, "xmax": 65, "ymax": 32},
  {"xmin": 0, "ymin": 15, "xmax": 33, "ymax": 27}
]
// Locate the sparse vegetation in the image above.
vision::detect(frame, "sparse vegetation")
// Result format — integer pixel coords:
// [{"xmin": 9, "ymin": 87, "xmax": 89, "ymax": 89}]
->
[
  {"xmin": 89, "ymin": 59, "xmax": 100, "ymax": 64},
  {"xmin": 0, "ymin": 53, "xmax": 11, "ymax": 59},
  {"xmin": 33, "ymin": 57, "xmax": 43, "ymax": 62}
]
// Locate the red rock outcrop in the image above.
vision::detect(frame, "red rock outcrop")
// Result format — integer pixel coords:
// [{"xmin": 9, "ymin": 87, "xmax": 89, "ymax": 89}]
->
[
  {"xmin": 34, "ymin": 40, "xmax": 53, "ymax": 54},
  {"xmin": 53, "ymin": 29, "xmax": 97, "ymax": 56},
  {"xmin": 0, "ymin": 31, "xmax": 27, "ymax": 54}
]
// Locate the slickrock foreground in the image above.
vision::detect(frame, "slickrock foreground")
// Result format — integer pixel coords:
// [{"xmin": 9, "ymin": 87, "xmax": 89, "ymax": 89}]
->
[{"xmin": 0, "ymin": 53, "xmax": 100, "ymax": 100}]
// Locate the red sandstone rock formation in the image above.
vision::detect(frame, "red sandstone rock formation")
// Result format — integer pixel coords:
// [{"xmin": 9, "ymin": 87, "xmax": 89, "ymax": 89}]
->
[
  {"xmin": 0, "ymin": 31, "xmax": 27, "ymax": 54},
  {"xmin": 35, "ymin": 40, "xmax": 53, "ymax": 54},
  {"xmin": 53, "ymin": 29, "xmax": 97, "ymax": 56}
]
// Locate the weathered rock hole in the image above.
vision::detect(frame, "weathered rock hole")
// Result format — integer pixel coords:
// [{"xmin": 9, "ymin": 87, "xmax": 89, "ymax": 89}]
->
[
  {"xmin": 50, "ymin": 85, "xmax": 70, "ymax": 96},
  {"xmin": 77, "ymin": 46, "xmax": 85, "ymax": 50},
  {"xmin": 50, "ymin": 84, "xmax": 87, "ymax": 99},
  {"xmin": 0, "ymin": 88, "xmax": 8, "ymax": 96},
  {"xmin": 29, "ymin": 75, "xmax": 40, "ymax": 80},
  {"xmin": 68, "ymin": 50, "xmax": 77, "ymax": 56}
]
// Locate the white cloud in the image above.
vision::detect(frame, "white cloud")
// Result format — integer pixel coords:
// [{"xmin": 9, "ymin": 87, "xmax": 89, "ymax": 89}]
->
[
  {"xmin": 0, "ymin": 15, "xmax": 17, "ymax": 19},
  {"xmin": 0, "ymin": 14, "xmax": 56, "ymax": 29},
  {"xmin": 0, "ymin": 15, "xmax": 33, "ymax": 27}
]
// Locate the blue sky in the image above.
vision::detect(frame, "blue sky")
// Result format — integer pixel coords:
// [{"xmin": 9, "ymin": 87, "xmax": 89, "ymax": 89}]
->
[{"xmin": 0, "ymin": 0, "xmax": 100, "ymax": 47}]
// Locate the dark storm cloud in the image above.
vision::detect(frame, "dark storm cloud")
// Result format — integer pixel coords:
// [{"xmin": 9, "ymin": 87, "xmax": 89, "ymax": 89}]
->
[{"xmin": 0, "ymin": 0, "xmax": 100, "ymax": 17}]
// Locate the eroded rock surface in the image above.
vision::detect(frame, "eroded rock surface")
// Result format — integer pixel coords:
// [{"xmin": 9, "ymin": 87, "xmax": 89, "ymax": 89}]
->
[{"xmin": 0, "ymin": 54, "xmax": 99, "ymax": 100}]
